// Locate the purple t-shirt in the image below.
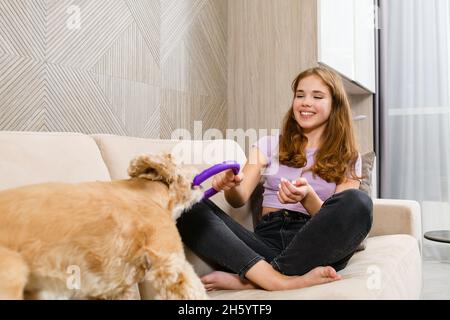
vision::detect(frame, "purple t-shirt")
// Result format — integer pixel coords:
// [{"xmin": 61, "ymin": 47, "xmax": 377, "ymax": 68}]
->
[{"xmin": 252, "ymin": 136, "xmax": 362, "ymax": 215}]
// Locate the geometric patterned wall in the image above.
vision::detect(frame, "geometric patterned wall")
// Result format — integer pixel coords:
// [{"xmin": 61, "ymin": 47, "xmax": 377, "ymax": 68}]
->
[{"xmin": 0, "ymin": 0, "xmax": 227, "ymax": 138}]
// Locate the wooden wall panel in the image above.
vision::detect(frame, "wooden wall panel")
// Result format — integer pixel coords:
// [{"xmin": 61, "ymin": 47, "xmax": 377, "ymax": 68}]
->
[
  {"xmin": 0, "ymin": 0, "xmax": 373, "ymax": 150},
  {"xmin": 228, "ymin": 0, "xmax": 318, "ymax": 134},
  {"xmin": 0, "ymin": 0, "xmax": 227, "ymax": 139},
  {"xmin": 349, "ymin": 94, "xmax": 374, "ymax": 154}
]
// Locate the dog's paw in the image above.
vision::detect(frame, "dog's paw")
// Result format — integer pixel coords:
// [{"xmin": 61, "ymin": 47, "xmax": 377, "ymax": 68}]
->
[{"xmin": 176, "ymin": 264, "xmax": 209, "ymax": 300}]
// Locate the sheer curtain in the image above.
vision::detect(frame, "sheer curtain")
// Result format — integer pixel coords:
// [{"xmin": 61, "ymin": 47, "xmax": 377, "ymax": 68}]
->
[{"xmin": 380, "ymin": 0, "xmax": 450, "ymax": 260}]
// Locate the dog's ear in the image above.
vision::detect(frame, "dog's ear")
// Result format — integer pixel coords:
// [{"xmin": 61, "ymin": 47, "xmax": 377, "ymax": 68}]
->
[{"xmin": 128, "ymin": 153, "xmax": 176, "ymax": 185}]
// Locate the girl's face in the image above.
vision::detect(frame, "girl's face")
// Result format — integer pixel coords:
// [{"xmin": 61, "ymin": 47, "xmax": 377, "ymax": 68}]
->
[{"xmin": 292, "ymin": 75, "xmax": 332, "ymax": 133}]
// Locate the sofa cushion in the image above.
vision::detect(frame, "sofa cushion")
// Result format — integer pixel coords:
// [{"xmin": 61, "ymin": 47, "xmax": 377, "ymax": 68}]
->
[
  {"xmin": 360, "ymin": 151, "xmax": 375, "ymax": 196},
  {"xmin": 207, "ymin": 234, "xmax": 422, "ymax": 300},
  {"xmin": 0, "ymin": 131, "xmax": 111, "ymax": 191}
]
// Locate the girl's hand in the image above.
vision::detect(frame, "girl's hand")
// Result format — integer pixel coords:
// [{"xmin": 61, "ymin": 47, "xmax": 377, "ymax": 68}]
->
[
  {"xmin": 212, "ymin": 169, "xmax": 244, "ymax": 192},
  {"xmin": 277, "ymin": 177, "xmax": 310, "ymax": 204}
]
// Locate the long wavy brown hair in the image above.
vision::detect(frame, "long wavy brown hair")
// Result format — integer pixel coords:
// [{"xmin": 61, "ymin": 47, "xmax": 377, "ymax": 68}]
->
[{"xmin": 279, "ymin": 66, "xmax": 360, "ymax": 184}]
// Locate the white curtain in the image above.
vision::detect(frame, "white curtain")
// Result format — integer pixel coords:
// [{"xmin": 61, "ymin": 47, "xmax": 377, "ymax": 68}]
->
[{"xmin": 380, "ymin": 0, "xmax": 450, "ymax": 260}]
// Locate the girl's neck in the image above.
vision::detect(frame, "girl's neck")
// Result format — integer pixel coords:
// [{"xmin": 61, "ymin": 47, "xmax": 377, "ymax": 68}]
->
[{"xmin": 304, "ymin": 127, "xmax": 325, "ymax": 150}]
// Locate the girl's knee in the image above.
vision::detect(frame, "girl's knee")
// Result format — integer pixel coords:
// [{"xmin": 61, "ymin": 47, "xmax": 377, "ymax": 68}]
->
[
  {"xmin": 340, "ymin": 189, "xmax": 372, "ymax": 209},
  {"xmin": 338, "ymin": 189, "xmax": 373, "ymax": 229}
]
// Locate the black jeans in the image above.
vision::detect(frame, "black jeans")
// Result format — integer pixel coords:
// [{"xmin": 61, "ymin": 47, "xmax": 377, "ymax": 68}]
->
[{"xmin": 176, "ymin": 189, "xmax": 373, "ymax": 278}]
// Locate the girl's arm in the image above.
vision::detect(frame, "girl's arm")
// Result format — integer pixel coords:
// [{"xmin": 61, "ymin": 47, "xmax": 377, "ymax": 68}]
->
[
  {"xmin": 278, "ymin": 177, "xmax": 361, "ymax": 217},
  {"xmin": 335, "ymin": 178, "xmax": 361, "ymax": 193},
  {"xmin": 215, "ymin": 147, "xmax": 268, "ymax": 208},
  {"xmin": 335, "ymin": 153, "xmax": 362, "ymax": 193},
  {"xmin": 299, "ymin": 185, "xmax": 323, "ymax": 216},
  {"xmin": 303, "ymin": 177, "xmax": 361, "ymax": 216},
  {"xmin": 277, "ymin": 178, "xmax": 322, "ymax": 216}
]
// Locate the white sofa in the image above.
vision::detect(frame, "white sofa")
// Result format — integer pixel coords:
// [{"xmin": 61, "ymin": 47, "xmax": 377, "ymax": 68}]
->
[{"xmin": 0, "ymin": 131, "xmax": 423, "ymax": 299}]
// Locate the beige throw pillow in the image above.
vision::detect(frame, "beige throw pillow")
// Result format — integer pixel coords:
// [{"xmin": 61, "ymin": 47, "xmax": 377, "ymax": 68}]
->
[
  {"xmin": 359, "ymin": 151, "xmax": 375, "ymax": 196},
  {"xmin": 355, "ymin": 151, "xmax": 376, "ymax": 251}
]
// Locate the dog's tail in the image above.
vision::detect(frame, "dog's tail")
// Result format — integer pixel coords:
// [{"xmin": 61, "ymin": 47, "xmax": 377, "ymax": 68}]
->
[{"xmin": 0, "ymin": 246, "xmax": 29, "ymax": 300}]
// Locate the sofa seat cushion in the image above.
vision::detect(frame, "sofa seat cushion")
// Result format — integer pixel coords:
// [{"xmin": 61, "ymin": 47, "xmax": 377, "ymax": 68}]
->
[
  {"xmin": 207, "ymin": 234, "xmax": 422, "ymax": 300},
  {"xmin": 0, "ymin": 131, "xmax": 111, "ymax": 191}
]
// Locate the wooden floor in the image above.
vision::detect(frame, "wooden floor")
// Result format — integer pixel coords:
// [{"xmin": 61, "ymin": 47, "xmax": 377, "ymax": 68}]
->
[{"xmin": 422, "ymin": 260, "xmax": 450, "ymax": 300}]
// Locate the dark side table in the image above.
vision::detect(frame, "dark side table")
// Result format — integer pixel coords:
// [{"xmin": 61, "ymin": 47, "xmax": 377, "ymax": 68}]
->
[{"xmin": 424, "ymin": 230, "xmax": 450, "ymax": 244}]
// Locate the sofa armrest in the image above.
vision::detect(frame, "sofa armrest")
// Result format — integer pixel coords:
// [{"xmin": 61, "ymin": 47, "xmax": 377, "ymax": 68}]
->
[{"xmin": 369, "ymin": 198, "xmax": 422, "ymax": 248}]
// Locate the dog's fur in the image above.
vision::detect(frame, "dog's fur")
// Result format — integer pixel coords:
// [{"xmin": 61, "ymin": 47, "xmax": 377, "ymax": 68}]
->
[{"xmin": 0, "ymin": 153, "xmax": 207, "ymax": 300}]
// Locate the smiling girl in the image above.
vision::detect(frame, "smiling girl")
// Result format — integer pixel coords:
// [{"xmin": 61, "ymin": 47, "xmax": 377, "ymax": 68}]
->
[{"xmin": 176, "ymin": 66, "xmax": 373, "ymax": 291}]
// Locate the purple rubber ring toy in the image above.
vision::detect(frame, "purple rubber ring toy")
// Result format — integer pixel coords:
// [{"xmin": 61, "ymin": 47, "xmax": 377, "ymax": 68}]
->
[{"xmin": 192, "ymin": 161, "xmax": 240, "ymax": 199}]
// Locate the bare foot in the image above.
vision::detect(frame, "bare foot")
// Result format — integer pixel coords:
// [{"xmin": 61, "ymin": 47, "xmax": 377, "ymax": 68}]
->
[
  {"xmin": 288, "ymin": 266, "xmax": 342, "ymax": 290},
  {"xmin": 201, "ymin": 266, "xmax": 341, "ymax": 292},
  {"xmin": 200, "ymin": 271, "xmax": 258, "ymax": 291}
]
